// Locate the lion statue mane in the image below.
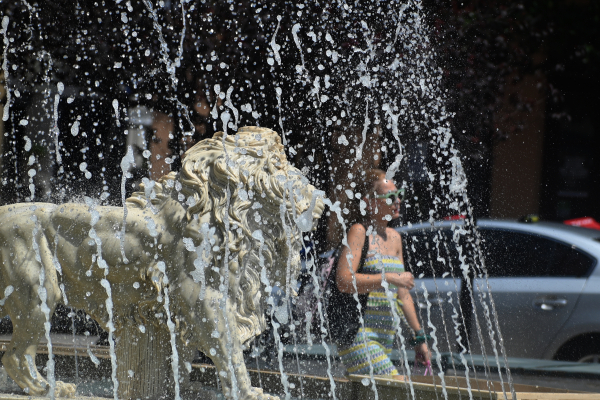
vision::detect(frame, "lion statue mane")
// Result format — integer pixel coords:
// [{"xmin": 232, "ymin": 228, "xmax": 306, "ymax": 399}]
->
[{"xmin": 0, "ymin": 126, "xmax": 324, "ymax": 400}]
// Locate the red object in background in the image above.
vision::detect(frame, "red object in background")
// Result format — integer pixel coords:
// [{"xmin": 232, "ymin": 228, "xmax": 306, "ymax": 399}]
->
[
  {"xmin": 564, "ymin": 217, "xmax": 600, "ymax": 230},
  {"xmin": 443, "ymin": 215, "xmax": 466, "ymax": 221}
]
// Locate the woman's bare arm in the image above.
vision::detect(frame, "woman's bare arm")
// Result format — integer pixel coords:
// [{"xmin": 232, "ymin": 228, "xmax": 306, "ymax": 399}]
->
[
  {"xmin": 397, "ymin": 287, "xmax": 421, "ymax": 331},
  {"xmin": 399, "ymin": 286, "xmax": 431, "ymax": 362},
  {"xmin": 336, "ymin": 224, "xmax": 385, "ymax": 294}
]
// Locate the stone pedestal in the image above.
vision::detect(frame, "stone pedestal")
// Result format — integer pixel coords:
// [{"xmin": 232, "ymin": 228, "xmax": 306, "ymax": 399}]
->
[{"xmin": 116, "ymin": 322, "xmax": 175, "ymax": 400}]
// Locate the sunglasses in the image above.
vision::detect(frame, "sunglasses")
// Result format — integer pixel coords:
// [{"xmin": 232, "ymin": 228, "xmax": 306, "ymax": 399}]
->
[{"xmin": 376, "ymin": 188, "xmax": 405, "ymax": 204}]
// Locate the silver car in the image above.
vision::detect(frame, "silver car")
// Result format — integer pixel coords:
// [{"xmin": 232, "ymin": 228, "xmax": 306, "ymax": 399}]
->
[{"xmin": 396, "ymin": 219, "xmax": 600, "ymax": 362}]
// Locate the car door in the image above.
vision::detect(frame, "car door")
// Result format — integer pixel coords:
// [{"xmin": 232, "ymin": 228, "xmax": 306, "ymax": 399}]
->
[
  {"xmin": 469, "ymin": 228, "xmax": 593, "ymax": 360},
  {"xmin": 402, "ymin": 228, "xmax": 463, "ymax": 354}
]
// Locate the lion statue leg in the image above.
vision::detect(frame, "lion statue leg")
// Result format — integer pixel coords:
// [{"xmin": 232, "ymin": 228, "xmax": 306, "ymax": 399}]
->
[
  {"xmin": 203, "ymin": 330, "xmax": 277, "ymax": 400},
  {"xmin": 196, "ymin": 291, "xmax": 278, "ymax": 400},
  {"xmin": 0, "ymin": 235, "xmax": 76, "ymax": 398},
  {"xmin": 1, "ymin": 294, "xmax": 75, "ymax": 397},
  {"xmin": 2, "ymin": 313, "xmax": 50, "ymax": 396}
]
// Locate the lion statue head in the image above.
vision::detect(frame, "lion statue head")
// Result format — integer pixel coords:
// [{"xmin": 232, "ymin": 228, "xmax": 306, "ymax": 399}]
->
[{"xmin": 127, "ymin": 126, "xmax": 325, "ymax": 344}]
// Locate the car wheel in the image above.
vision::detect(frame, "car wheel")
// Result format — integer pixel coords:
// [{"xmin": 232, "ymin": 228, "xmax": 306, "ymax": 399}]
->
[
  {"xmin": 554, "ymin": 333, "xmax": 600, "ymax": 363},
  {"xmin": 578, "ymin": 354, "xmax": 600, "ymax": 363}
]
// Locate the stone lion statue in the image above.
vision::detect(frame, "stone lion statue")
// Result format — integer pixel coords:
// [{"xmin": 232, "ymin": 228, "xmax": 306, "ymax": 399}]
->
[{"xmin": 0, "ymin": 126, "xmax": 324, "ymax": 399}]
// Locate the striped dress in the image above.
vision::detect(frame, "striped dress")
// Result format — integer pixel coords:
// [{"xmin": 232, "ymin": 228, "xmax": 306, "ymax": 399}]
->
[{"xmin": 338, "ymin": 253, "xmax": 405, "ymax": 375}]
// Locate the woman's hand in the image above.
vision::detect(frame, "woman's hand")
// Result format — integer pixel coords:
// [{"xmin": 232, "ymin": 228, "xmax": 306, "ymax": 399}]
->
[
  {"xmin": 414, "ymin": 343, "xmax": 431, "ymax": 366},
  {"xmin": 386, "ymin": 271, "xmax": 415, "ymax": 290}
]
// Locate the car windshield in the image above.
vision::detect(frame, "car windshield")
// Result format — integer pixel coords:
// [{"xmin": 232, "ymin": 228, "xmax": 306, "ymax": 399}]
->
[
  {"xmin": 401, "ymin": 227, "xmax": 596, "ymax": 278},
  {"xmin": 478, "ymin": 229, "xmax": 595, "ymax": 278}
]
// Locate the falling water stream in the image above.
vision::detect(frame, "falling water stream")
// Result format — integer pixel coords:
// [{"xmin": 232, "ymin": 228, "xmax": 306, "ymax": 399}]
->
[
  {"xmin": 31, "ymin": 212, "xmax": 56, "ymax": 398},
  {"xmin": 0, "ymin": 0, "xmax": 520, "ymax": 399},
  {"xmin": 85, "ymin": 197, "xmax": 119, "ymax": 399}
]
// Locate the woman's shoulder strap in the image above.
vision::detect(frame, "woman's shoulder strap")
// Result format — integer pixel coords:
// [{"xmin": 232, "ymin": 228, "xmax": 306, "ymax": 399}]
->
[{"xmin": 356, "ymin": 223, "xmax": 369, "ymax": 272}]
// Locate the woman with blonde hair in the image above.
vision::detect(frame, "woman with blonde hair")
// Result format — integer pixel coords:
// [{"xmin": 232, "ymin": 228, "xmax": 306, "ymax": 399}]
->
[{"xmin": 327, "ymin": 169, "xmax": 430, "ymax": 376}]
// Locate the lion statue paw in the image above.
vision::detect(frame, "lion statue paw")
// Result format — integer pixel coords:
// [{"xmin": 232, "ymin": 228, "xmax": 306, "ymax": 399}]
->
[
  {"xmin": 54, "ymin": 381, "xmax": 77, "ymax": 398},
  {"xmin": 2, "ymin": 352, "xmax": 76, "ymax": 398},
  {"xmin": 232, "ymin": 386, "xmax": 280, "ymax": 400}
]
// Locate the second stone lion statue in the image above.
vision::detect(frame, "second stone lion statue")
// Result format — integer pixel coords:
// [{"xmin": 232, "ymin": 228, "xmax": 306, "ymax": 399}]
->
[{"xmin": 0, "ymin": 126, "xmax": 324, "ymax": 399}]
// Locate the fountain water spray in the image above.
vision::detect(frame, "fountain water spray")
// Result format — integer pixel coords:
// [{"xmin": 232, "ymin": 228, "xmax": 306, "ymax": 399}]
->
[{"xmin": 0, "ymin": 1, "xmax": 523, "ymax": 399}]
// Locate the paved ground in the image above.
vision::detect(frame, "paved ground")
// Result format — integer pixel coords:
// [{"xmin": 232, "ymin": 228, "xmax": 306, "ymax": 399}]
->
[
  {"xmin": 1, "ymin": 334, "xmax": 599, "ymax": 397},
  {"xmin": 258, "ymin": 343, "xmax": 600, "ymax": 394}
]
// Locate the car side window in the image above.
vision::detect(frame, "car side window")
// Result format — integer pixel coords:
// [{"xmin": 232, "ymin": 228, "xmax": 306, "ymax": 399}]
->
[
  {"xmin": 402, "ymin": 229, "xmax": 462, "ymax": 278},
  {"xmin": 478, "ymin": 229, "xmax": 594, "ymax": 278}
]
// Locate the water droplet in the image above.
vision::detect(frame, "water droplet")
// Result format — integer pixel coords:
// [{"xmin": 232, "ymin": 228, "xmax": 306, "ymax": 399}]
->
[
  {"xmin": 24, "ymin": 136, "xmax": 32, "ymax": 152},
  {"xmin": 71, "ymin": 120, "xmax": 80, "ymax": 136}
]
